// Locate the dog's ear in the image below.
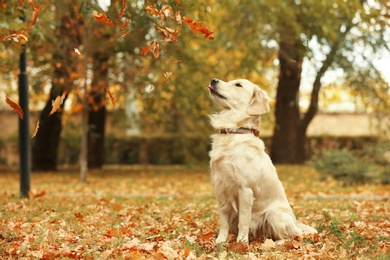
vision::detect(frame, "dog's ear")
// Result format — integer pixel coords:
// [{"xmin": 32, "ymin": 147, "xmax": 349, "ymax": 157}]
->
[{"xmin": 247, "ymin": 87, "xmax": 271, "ymax": 116}]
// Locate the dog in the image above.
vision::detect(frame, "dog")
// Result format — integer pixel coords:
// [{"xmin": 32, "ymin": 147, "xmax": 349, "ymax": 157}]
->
[{"xmin": 208, "ymin": 78, "xmax": 317, "ymax": 243}]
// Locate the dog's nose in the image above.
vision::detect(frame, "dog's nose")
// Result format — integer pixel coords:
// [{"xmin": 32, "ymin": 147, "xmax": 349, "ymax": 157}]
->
[{"xmin": 210, "ymin": 78, "xmax": 219, "ymax": 86}]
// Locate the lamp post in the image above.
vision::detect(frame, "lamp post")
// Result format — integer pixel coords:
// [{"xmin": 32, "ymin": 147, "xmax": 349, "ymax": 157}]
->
[{"xmin": 19, "ymin": 38, "xmax": 30, "ymax": 198}]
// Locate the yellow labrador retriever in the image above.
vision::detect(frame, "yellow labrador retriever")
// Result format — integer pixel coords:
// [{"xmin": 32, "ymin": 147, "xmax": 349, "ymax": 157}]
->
[{"xmin": 208, "ymin": 78, "xmax": 316, "ymax": 243}]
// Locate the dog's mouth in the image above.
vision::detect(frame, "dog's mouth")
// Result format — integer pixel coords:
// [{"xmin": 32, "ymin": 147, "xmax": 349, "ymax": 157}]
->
[{"xmin": 208, "ymin": 85, "xmax": 227, "ymax": 100}]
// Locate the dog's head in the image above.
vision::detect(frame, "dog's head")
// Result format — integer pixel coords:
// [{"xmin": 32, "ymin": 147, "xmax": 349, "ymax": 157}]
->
[{"xmin": 208, "ymin": 78, "xmax": 271, "ymax": 116}]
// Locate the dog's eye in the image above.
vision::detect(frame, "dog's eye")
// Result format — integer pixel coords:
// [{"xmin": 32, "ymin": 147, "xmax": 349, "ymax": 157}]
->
[{"xmin": 235, "ymin": 83, "xmax": 242, "ymax": 88}]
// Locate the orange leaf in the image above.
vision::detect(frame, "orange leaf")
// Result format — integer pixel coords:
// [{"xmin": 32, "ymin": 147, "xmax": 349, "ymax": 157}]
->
[
  {"xmin": 121, "ymin": 29, "xmax": 131, "ymax": 38},
  {"xmin": 31, "ymin": 120, "xmax": 39, "ymax": 138},
  {"xmin": 118, "ymin": 18, "xmax": 130, "ymax": 30},
  {"xmin": 182, "ymin": 16, "xmax": 214, "ymax": 40},
  {"xmin": 2, "ymin": 30, "xmax": 28, "ymax": 43},
  {"xmin": 28, "ymin": 0, "xmax": 40, "ymax": 26},
  {"xmin": 175, "ymin": 11, "xmax": 182, "ymax": 25},
  {"xmin": 145, "ymin": 2, "xmax": 160, "ymax": 16},
  {"xmin": 140, "ymin": 41, "xmax": 160, "ymax": 58},
  {"xmin": 5, "ymin": 96, "xmax": 23, "ymax": 119},
  {"xmin": 227, "ymin": 241, "xmax": 248, "ymax": 254},
  {"xmin": 106, "ymin": 88, "xmax": 116, "ymax": 107},
  {"xmin": 93, "ymin": 13, "xmax": 113, "ymax": 25},
  {"xmin": 175, "ymin": 0, "xmax": 181, "ymax": 4},
  {"xmin": 155, "ymin": 25, "xmax": 178, "ymax": 43},
  {"xmin": 118, "ymin": 0, "xmax": 126, "ymax": 18},
  {"xmin": 49, "ymin": 92, "xmax": 66, "ymax": 116}
]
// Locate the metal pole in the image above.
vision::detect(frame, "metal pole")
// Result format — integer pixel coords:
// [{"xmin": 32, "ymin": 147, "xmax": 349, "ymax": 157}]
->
[{"xmin": 19, "ymin": 43, "xmax": 31, "ymax": 198}]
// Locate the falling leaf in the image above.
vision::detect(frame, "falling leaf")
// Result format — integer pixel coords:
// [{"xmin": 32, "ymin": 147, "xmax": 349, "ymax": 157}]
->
[
  {"xmin": 182, "ymin": 16, "xmax": 214, "ymax": 39},
  {"xmin": 73, "ymin": 47, "xmax": 81, "ymax": 55},
  {"xmin": 175, "ymin": 11, "xmax": 182, "ymax": 25},
  {"xmin": 2, "ymin": 30, "xmax": 28, "ymax": 43},
  {"xmin": 118, "ymin": 0, "xmax": 126, "ymax": 18},
  {"xmin": 155, "ymin": 25, "xmax": 178, "ymax": 43},
  {"xmin": 93, "ymin": 13, "xmax": 113, "ymax": 25},
  {"xmin": 145, "ymin": 3, "xmax": 174, "ymax": 23},
  {"xmin": 28, "ymin": 0, "xmax": 40, "ymax": 26},
  {"xmin": 31, "ymin": 120, "xmax": 40, "ymax": 138},
  {"xmin": 49, "ymin": 92, "xmax": 66, "ymax": 116},
  {"xmin": 175, "ymin": 0, "xmax": 181, "ymax": 4},
  {"xmin": 118, "ymin": 18, "xmax": 130, "ymax": 30},
  {"xmin": 140, "ymin": 41, "xmax": 160, "ymax": 58},
  {"xmin": 5, "ymin": 96, "xmax": 23, "ymax": 119},
  {"xmin": 121, "ymin": 30, "xmax": 131, "ymax": 38},
  {"xmin": 106, "ymin": 88, "xmax": 116, "ymax": 107},
  {"xmin": 164, "ymin": 72, "xmax": 172, "ymax": 79}
]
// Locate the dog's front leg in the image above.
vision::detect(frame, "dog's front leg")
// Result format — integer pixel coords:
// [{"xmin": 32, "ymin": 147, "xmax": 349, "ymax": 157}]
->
[
  {"xmin": 237, "ymin": 187, "xmax": 253, "ymax": 243},
  {"xmin": 216, "ymin": 208, "xmax": 230, "ymax": 243}
]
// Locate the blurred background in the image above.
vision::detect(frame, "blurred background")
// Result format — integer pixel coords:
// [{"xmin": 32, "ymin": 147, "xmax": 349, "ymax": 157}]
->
[{"xmin": 1, "ymin": 0, "xmax": 389, "ymax": 184}]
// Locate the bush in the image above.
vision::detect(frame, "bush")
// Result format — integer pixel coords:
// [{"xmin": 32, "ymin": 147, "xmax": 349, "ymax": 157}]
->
[{"xmin": 309, "ymin": 148, "xmax": 372, "ymax": 185}]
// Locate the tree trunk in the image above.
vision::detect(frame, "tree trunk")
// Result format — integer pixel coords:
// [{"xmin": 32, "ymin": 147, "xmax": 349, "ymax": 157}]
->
[
  {"xmin": 32, "ymin": 69, "xmax": 69, "ymax": 171},
  {"xmin": 270, "ymin": 41, "xmax": 304, "ymax": 164},
  {"xmin": 87, "ymin": 51, "xmax": 109, "ymax": 169},
  {"xmin": 31, "ymin": 11, "xmax": 82, "ymax": 171}
]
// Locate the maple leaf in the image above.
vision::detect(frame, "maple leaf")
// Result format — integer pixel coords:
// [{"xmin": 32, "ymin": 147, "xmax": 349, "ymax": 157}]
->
[
  {"xmin": 28, "ymin": 0, "xmax": 40, "ymax": 26},
  {"xmin": 118, "ymin": 0, "xmax": 126, "ymax": 18},
  {"xmin": 49, "ymin": 92, "xmax": 66, "ymax": 116},
  {"xmin": 31, "ymin": 120, "xmax": 39, "ymax": 138},
  {"xmin": 2, "ymin": 30, "xmax": 28, "ymax": 43},
  {"xmin": 5, "ymin": 96, "xmax": 23, "ymax": 119},
  {"xmin": 93, "ymin": 13, "xmax": 113, "ymax": 25},
  {"xmin": 106, "ymin": 88, "xmax": 116, "ymax": 107},
  {"xmin": 140, "ymin": 41, "xmax": 160, "ymax": 58},
  {"xmin": 182, "ymin": 16, "xmax": 215, "ymax": 40}
]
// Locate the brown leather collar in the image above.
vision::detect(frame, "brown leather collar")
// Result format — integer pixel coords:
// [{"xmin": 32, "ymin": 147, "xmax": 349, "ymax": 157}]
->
[{"xmin": 218, "ymin": 127, "xmax": 259, "ymax": 137}]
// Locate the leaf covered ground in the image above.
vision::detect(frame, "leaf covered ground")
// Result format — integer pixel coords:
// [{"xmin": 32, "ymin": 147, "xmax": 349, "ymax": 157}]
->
[{"xmin": 1, "ymin": 165, "xmax": 389, "ymax": 259}]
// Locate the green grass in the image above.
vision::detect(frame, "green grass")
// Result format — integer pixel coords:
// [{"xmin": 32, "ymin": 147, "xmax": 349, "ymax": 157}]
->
[{"xmin": 1, "ymin": 165, "xmax": 389, "ymax": 259}]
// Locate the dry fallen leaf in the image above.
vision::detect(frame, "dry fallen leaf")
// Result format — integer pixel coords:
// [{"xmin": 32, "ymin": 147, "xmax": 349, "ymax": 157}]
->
[
  {"xmin": 5, "ymin": 96, "xmax": 23, "ymax": 119},
  {"xmin": 227, "ymin": 241, "xmax": 249, "ymax": 254}
]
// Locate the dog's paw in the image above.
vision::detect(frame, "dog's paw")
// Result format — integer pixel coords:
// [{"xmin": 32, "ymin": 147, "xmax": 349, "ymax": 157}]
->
[
  {"xmin": 236, "ymin": 234, "xmax": 249, "ymax": 244},
  {"xmin": 216, "ymin": 234, "xmax": 228, "ymax": 244}
]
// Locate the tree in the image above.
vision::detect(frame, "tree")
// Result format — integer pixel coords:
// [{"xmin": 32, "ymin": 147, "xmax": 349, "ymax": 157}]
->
[{"xmin": 262, "ymin": 0, "xmax": 390, "ymax": 164}]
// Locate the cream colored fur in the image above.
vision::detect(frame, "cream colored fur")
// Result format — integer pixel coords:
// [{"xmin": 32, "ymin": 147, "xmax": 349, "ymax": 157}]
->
[{"xmin": 208, "ymin": 78, "xmax": 317, "ymax": 244}]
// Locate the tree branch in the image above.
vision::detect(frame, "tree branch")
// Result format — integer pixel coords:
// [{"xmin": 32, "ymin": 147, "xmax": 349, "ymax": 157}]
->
[{"xmin": 301, "ymin": 24, "xmax": 354, "ymax": 129}]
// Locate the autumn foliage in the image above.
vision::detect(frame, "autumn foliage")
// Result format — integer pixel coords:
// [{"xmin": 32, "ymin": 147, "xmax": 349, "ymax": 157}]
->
[{"xmin": 1, "ymin": 166, "xmax": 389, "ymax": 258}]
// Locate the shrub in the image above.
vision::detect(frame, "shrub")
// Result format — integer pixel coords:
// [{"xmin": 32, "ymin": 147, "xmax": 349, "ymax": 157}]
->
[{"xmin": 309, "ymin": 148, "xmax": 372, "ymax": 185}]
